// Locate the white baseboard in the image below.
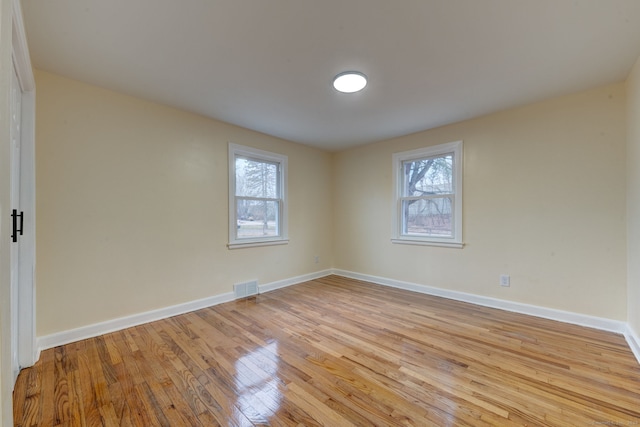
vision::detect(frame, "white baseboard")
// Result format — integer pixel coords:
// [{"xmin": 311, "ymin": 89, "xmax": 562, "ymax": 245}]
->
[
  {"xmin": 259, "ymin": 269, "xmax": 333, "ymax": 293},
  {"xmin": 35, "ymin": 268, "xmax": 640, "ymax": 368},
  {"xmin": 332, "ymin": 269, "xmax": 628, "ymax": 334},
  {"xmin": 336, "ymin": 269, "xmax": 640, "ymax": 366},
  {"xmin": 37, "ymin": 269, "xmax": 333, "ymax": 352},
  {"xmin": 625, "ymin": 326, "xmax": 640, "ymax": 365},
  {"xmin": 37, "ymin": 291, "xmax": 236, "ymax": 352}
]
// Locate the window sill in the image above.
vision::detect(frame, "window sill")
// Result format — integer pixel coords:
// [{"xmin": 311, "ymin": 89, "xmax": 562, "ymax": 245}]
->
[
  {"xmin": 227, "ymin": 239, "xmax": 289, "ymax": 250},
  {"xmin": 391, "ymin": 238, "xmax": 464, "ymax": 249}
]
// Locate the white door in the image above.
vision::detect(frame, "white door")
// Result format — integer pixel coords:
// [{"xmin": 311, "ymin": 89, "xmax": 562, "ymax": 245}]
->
[{"xmin": 10, "ymin": 62, "xmax": 23, "ymax": 383}]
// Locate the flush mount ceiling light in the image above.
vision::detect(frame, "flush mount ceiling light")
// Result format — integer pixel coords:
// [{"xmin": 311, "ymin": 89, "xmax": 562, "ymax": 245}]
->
[{"xmin": 333, "ymin": 71, "xmax": 367, "ymax": 93}]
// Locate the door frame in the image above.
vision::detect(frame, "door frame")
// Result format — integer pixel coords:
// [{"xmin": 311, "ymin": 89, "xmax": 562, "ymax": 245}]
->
[
  {"xmin": 11, "ymin": 0, "xmax": 36, "ymax": 374},
  {"xmin": 10, "ymin": 59, "xmax": 22, "ymax": 383}
]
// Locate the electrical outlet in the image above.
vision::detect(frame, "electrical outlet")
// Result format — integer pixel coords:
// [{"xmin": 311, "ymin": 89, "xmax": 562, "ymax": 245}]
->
[
  {"xmin": 314, "ymin": 256, "xmax": 319, "ymax": 264},
  {"xmin": 500, "ymin": 274, "xmax": 510, "ymax": 287}
]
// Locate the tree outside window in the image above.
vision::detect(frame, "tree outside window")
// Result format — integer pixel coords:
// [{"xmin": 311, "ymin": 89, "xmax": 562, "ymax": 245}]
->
[
  {"xmin": 228, "ymin": 144, "xmax": 288, "ymax": 249},
  {"xmin": 392, "ymin": 141, "xmax": 463, "ymax": 248}
]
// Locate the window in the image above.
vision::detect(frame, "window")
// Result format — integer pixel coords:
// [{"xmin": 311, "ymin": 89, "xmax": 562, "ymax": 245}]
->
[
  {"xmin": 392, "ymin": 141, "xmax": 463, "ymax": 248},
  {"xmin": 228, "ymin": 143, "xmax": 288, "ymax": 249}
]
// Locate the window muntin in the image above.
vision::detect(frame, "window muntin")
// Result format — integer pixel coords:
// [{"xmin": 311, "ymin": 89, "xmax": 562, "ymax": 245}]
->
[
  {"xmin": 392, "ymin": 141, "xmax": 463, "ymax": 247},
  {"xmin": 229, "ymin": 144, "xmax": 288, "ymax": 248}
]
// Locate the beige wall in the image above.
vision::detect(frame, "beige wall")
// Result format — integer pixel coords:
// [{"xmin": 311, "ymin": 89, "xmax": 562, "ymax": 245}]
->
[
  {"xmin": 35, "ymin": 70, "xmax": 334, "ymax": 336},
  {"xmin": 628, "ymin": 55, "xmax": 640, "ymax": 336},
  {"xmin": 0, "ymin": 0, "xmax": 13, "ymax": 423},
  {"xmin": 35, "ymin": 67, "xmax": 632, "ymax": 335},
  {"xmin": 333, "ymin": 83, "xmax": 628, "ymax": 320}
]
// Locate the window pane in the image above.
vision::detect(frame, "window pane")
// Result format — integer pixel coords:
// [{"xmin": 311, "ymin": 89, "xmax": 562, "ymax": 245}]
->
[
  {"xmin": 236, "ymin": 200, "xmax": 279, "ymax": 238},
  {"xmin": 402, "ymin": 197, "xmax": 452, "ymax": 237},
  {"xmin": 235, "ymin": 157, "xmax": 279, "ymax": 198},
  {"xmin": 402, "ymin": 155, "xmax": 453, "ymax": 197}
]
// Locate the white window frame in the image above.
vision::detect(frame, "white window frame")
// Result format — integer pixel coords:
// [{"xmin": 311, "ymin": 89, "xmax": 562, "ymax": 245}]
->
[
  {"xmin": 228, "ymin": 143, "xmax": 288, "ymax": 249},
  {"xmin": 391, "ymin": 140, "xmax": 463, "ymax": 248}
]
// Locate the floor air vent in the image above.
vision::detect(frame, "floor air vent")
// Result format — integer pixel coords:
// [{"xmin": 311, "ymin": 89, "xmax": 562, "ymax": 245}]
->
[{"xmin": 234, "ymin": 280, "xmax": 258, "ymax": 298}]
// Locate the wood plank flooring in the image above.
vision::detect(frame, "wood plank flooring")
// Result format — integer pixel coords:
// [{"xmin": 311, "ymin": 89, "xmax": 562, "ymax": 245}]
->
[{"xmin": 13, "ymin": 275, "xmax": 640, "ymax": 426}]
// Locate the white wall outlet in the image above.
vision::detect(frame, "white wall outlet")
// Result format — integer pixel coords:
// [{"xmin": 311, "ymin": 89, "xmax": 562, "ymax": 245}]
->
[
  {"xmin": 500, "ymin": 274, "xmax": 510, "ymax": 287},
  {"xmin": 314, "ymin": 256, "xmax": 319, "ymax": 264}
]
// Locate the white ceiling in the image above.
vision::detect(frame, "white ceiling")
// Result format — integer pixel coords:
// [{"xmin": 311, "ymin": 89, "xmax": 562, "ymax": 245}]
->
[{"xmin": 21, "ymin": 0, "xmax": 640, "ymax": 151}]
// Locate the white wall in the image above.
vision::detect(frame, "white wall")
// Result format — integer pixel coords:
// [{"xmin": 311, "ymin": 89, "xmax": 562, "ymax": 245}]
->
[
  {"xmin": 333, "ymin": 83, "xmax": 628, "ymax": 320},
  {"xmin": 0, "ymin": 0, "xmax": 14, "ymax": 423},
  {"xmin": 628, "ymin": 55, "xmax": 640, "ymax": 337},
  {"xmin": 35, "ymin": 70, "xmax": 334, "ymax": 336}
]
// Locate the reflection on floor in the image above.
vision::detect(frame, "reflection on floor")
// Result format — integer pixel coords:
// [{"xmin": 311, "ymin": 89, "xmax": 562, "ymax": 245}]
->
[{"xmin": 13, "ymin": 275, "xmax": 640, "ymax": 426}]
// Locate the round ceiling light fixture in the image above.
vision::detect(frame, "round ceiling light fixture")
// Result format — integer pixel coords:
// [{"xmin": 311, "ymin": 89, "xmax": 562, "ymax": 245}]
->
[{"xmin": 333, "ymin": 71, "xmax": 367, "ymax": 93}]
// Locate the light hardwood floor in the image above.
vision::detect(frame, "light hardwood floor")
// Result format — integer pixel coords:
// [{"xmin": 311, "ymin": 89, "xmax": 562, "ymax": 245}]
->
[{"xmin": 13, "ymin": 275, "xmax": 640, "ymax": 426}]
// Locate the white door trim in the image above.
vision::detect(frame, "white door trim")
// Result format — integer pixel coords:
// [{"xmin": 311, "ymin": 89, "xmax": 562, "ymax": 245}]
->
[
  {"xmin": 11, "ymin": 0, "xmax": 36, "ymax": 371},
  {"xmin": 9, "ymin": 63, "xmax": 21, "ymax": 384}
]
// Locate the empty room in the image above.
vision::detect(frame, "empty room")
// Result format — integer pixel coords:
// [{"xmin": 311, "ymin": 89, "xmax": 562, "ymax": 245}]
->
[{"xmin": 2, "ymin": 0, "xmax": 640, "ymax": 425}]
